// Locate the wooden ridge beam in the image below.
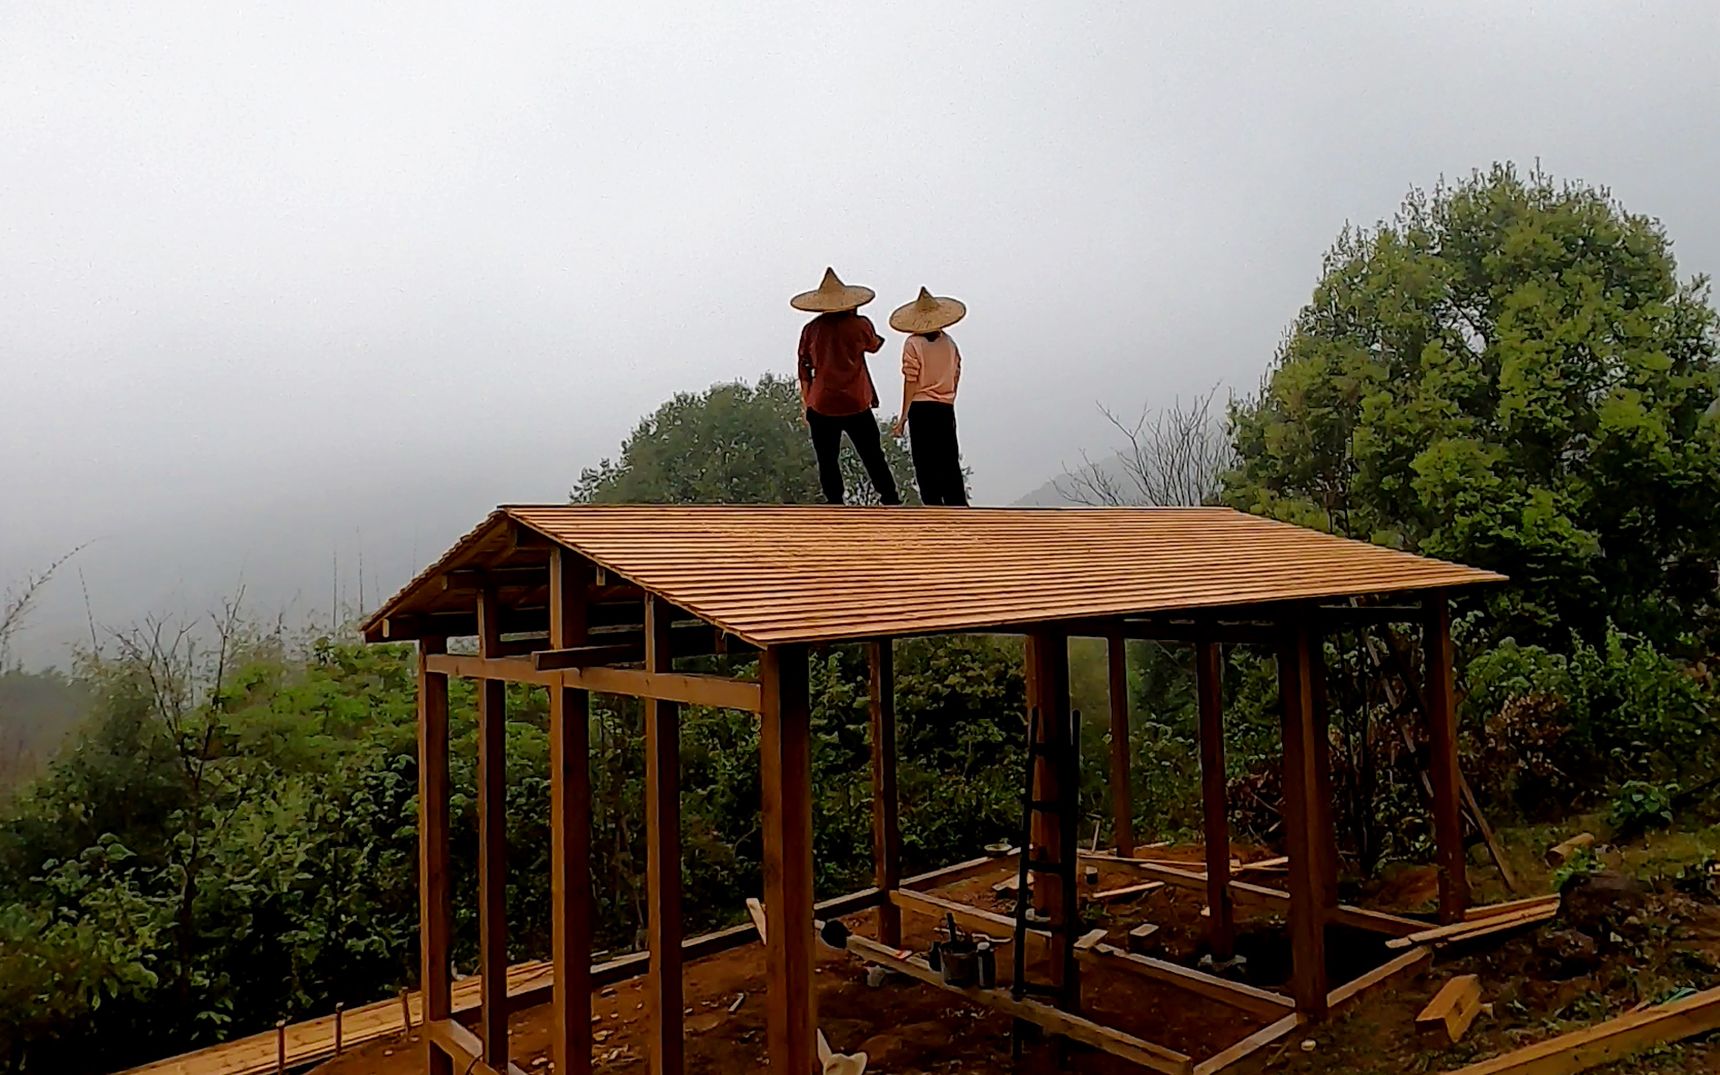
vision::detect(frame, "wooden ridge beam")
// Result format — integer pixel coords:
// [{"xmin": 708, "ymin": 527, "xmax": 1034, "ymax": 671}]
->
[{"xmin": 845, "ymin": 935, "xmax": 1194, "ymax": 1075}]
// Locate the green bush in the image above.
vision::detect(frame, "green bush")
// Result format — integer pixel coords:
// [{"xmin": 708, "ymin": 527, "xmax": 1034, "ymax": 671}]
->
[{"xmin": 1608, "ymin": 779, "xmax": 1678, "ymax": 836}]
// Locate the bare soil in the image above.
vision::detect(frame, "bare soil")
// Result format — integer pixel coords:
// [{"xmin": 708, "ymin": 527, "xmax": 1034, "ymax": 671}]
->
[{"xmin": 313, "ymin": 843, "xmax": 1720, "ymax": 1074}]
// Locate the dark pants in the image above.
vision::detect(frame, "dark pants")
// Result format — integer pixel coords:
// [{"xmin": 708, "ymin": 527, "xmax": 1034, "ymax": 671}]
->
[
  {"xmin": 908, "ymin": 401, "xmax": 967, "ymax": 506},
  {"xmin": 807, "ymin": 409, "xmax": 901, "ymax": 505}
]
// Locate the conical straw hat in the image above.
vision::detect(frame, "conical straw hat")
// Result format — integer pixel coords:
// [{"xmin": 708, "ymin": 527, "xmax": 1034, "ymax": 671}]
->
[
  {"xmin": 791, "ymin": 267, "xmax": 876, "ymax": 312},
  {"xmin": 889, "ymin": 287, "xmax": 966, "ymax": 334}
]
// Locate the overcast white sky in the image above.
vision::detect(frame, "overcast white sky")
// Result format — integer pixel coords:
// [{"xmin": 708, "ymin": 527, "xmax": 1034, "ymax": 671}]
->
[{"xmin": 4, "ymin": 2, "xmax": 1719, "ymax": 665}]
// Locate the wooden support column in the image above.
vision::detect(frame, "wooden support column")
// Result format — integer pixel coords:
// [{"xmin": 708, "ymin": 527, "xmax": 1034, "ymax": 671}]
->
[
  {"xmin": 1423, "ymin": 592, "xmax": 1470, "ymax": 923},
  {"xmin": 1026, "ymin": 629, "xmax": 1076, "ymax": 992},
  {"xmin": 869, "ymin": 640, "xmax": 902, "ymax": 948},
  {"xmin": 1106, "ymin": 630, "xmax": 1135, "ymax": 857},
  {"xmin": 1195, "ymin": 641, "xmax": 1235, "ymax": 961},
  {"xmin": 475, "ymin": 588, "xmax": 509, "ymax": 1068},
  {"xmin": 416, "ymin": 636, "xmax": 452, "ymax": 1075},
  {"xmin": 760, "ymin": 644, "xmax": 817, "ymax": 1075},
  {"xmin": 548, "ymin": 549, "xmax": 593, "ymax": 1075},
  {"xmin": 1277, "ymin": 622, "xmax": 1328, "ymax": 1018},
  {"xmin": 643, "ymin": 596, "xmax": 684, "ymax": 1075},
  {"xmin": 1308, "ymin": 633, "xmax": 1339, "ymax": 912}
]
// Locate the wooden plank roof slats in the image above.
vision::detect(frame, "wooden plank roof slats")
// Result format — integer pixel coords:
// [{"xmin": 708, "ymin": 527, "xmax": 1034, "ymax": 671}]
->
[{"xmin": 364, "ymin": 506, "xmax": 1503, "ymax": 647}]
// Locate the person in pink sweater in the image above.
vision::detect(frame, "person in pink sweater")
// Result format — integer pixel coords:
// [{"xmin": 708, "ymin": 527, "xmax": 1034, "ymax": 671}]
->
[{"xmin": 889, "ymin": 287, "xmax": 968, "ymax": 506}]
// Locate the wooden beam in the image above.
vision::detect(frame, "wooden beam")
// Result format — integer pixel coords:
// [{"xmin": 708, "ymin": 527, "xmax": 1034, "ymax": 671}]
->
[
  {"xmin": 416, "ymin": 637, "xmax": 453, "ymax": 1075},
  {"xmin": 475, "ymin": 589, "xmax": 509, "ymax": 1069},
  {"xmin": 1326, "ymin": 946, "xmax": 1430, "ymax": 1011},
  {"xmin": 441, "ymin": 566, "xmax": 553, "ymax": 592},
  {"xmin": 1191, "ymin": 1012, "xmax": 1306, "ymax": 1075},
  {"xmin": 1315, "ymin": 604, "xmax": 1424, "ymax": 626},
  {"xmin": 1075, "ymin": 942, "xmax": 1294, "ymax": 1019},
  {"xmin": 868, "ymin": 640, "xmax": 902, "ymax": 948},
  {"xmin": 533, "ymin": 642, "xmax": 644, "ymax": 670},
  {"xmin": 1464, "ymin": 894, "xmax": 1560, "ymax": 922},
  {"xmin": 1278, "ymin": 622, "xmax": 1328, "ymax": 1017},
  {"xmin": 1446, "ymin": 984, "xmax": 1720, "ymax": 1074},
  {"xmin": 1424, "ymin": 592, "xmax": 1470, "ymax": 923},
  {"xmin": 548, "ymin": 549, "xmax": 592, "ymax": 1075},
  {"xmin": 1107, "ymin": 630, "xmax": 1136, "ymax": 857},
  {"xmin": 890, "ymin": 889, "xmax": 1046, "ymax": 953},
  {"xmin": 643, "ymin": 597, "xmax": 684, "ymax": 1075},
  {"xmin": 425, "ymin": 1019, "xmax": 529, "ymax": 1075},
  {"xmin": 844, "ymin": 935, "xmax": 1193, "ymax": 1075},
  {"xmin": 901, "ymin": 851, "xmax": 1013, "ymax": 890},
  {"xmin": 1118, "ymin": 620, "xmax": 1277, "ymax": 645},
  {"xmin": 425, "ymin": 653, "xmax": 763, "ymax": 712},
  {"xmin": 759, "ymin": 645, "xmax": 817, "ymax": 1075},
  {"xmin": 1417, "ymin": 974, "xmax": 1484, "ymax": 1045},
  {"xmin": 1195, "ymin": 640, "xmax": 1234, "ymax": 961}
]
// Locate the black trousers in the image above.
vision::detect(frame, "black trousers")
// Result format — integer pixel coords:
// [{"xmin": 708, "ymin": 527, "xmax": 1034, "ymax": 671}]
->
[
  {"xmin": 806, "ymin": 409, "xmax": 901, "ymax": 505},
  {"xmin": 908, "ymin": 401, "xmax": 967, "ymax": 506}
]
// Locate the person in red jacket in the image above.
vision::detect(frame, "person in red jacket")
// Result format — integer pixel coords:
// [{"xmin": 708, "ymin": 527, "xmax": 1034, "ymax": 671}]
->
[{"xmin": 792, "ymin": 268, "xmax": 902, "ymax": 505}]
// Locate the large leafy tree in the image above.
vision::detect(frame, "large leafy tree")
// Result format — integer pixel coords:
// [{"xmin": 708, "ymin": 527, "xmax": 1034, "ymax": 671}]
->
[
  {"xmin": 572, "ymin": 374, "xmax": 918, "ymax": 505},
  {"xmin": 1227, "ymin": 164, "xmax": 1720, "ymax": 649}
]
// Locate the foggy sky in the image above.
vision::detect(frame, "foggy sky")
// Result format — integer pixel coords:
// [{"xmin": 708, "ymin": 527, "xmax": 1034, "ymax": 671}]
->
[{"xmin": 4, "ymin": 2, "xmax": 1720, "ymax": 666}]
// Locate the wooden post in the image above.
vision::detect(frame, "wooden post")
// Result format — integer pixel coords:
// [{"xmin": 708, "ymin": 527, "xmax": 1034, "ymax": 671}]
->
[
  {"xmin": 1195, "ymin": 641, "xmax": 1234, "ymax": 961},
  {"xmin": 1308, "ymin": 632, "xmax": 1339, "ymax": 912},
  {"xmin": 549, "ymin": 548, "xmax": 594, "ymax": 1075},
  {"xmin": 760, "ymin": 645, "xmax": 817, "ymax": 1075},
  {"xmin": 644, "ymin": 595, "xmax": 684, "ymax": 1075},
  {"xmin": 276, "ymin": 1019, "xmax": 286, "ymax": 1073},
  {"xmin": 1026, "ymin": 629, "xmax": 1076, "ymax": 991},
  {"xmin": 1278, "ymin": 622, "xmax": 1328, "ymax": 1017},
  {"xmin": 868, "ymin": 640, "xmax": 902, "ymax": 948},
  {"xmin": 1423, "ymin": 592, "xmax": 1470, "ymax": 923},
  {"xmin": 475, "ymin": 588, "xmax": 509, "ymax": 1068},
  {"xmin": 334, "ymin": 1002, "xmax": 344, "ymax": 1055},
  {"xmin": 400, "ymin": 987, "xmax": 412, "ymax": 1031},
  {"xmin": 416, "ymin": 637, "xmax": 452, "ymax": 1075},
  {"xmin": 1106, "ymin": 629, "xmax": 1135, "ymax": 858}
]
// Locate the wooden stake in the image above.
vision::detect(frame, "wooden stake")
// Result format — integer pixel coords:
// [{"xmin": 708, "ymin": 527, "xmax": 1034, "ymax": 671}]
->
[
  {"xmin": 1195, "ymin": 641, "xmax": 1234, "ymax": 961},
  {"xmin": 1107, "ymin": 629, "xmax": 1136, "ymax": 857},
  {"xmin": 1278, "ymin": 622, "xmax": 1328, "ymax": 1017},
  {"xmin": 548, "ymin": 548, "xmax": 594, "ymax": 1075},
  {"xmin": 334, "ymin": 1002, "xmax": 344, "ymax": 1055},
  {"xmin": 400, "ymin": 987, "xmax": 412, "ymax": 1031},
  {"xmin": 1423, "ymin": 593, "xmax": 1470, "ymax": 923},
  {"xmin": 760, "ymin": 645, "xmax": 817, "ymax": 1075},
  {"xmin": 644, "ymin": 595, "xmax": 684, "ymax": 1075},
  {"xmin": 868, "ymin": 640, "xmax": 902, "ymax": 948},
  {"xmin": 475, "ymin": 587, "xmax": 509, "ymax": 1069},
  {"xmin": 416, "ymin": 636, "xmax": 453, "ymax": 1075}
]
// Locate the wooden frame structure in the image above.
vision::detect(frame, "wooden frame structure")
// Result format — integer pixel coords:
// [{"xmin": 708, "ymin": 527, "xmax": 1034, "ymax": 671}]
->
[{"xmin": 364, "ymin": 505, "xmax": 1503, "ymax": 1075}]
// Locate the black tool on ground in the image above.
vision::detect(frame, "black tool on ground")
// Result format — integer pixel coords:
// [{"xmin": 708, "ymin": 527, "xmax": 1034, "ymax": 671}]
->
[{"xmin": 1009, "ymin": 704, "xmax": 1083, "ymax": 1057}]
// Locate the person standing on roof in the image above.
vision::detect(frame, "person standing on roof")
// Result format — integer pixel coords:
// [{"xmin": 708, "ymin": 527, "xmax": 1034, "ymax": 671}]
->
[
  {"xmin": 889, "ymin": 287, "xmax": 969, "ymax": 506},
  {"xmin": 792, "ymin": 268, "xmax": 902, "ymax": 505}
]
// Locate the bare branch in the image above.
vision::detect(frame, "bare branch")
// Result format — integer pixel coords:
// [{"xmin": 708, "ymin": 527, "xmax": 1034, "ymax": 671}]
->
[
  {"xmin": 1056, "ymin": 388, "xmax": 1236, "ymax": 507},
  {"xmin": 0, "ymin": 545, "xmax": 87, "ymax": 666}
]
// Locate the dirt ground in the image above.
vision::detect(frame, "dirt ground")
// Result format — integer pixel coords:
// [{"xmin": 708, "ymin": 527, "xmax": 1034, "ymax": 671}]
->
[{"xmin": 313, "ymin": 837, "xmax": 1720, "ymax": 1075}]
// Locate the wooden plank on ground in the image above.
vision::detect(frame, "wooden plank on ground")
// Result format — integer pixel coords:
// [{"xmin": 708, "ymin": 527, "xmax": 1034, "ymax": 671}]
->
[
  {"xmin": 846, "ymin": 935, "xmax": 1193, "ymax": 1075},
  {"xmin": 1090, "ymin": 880, "xmax": 1167, "ymax": 902},
  {"xmin": 1191, "ymin": 1012, "xmax": 1306, "ymax": 1075},
  {"xmin": 1076, "ymin": 943, "xmax": 1295, "ymax": 1019},
  {"xmin": 1448, "ymin": 985, "xmax": 1720, "ymax": 1074},
  {"xmin": 890, "ymin": 889, "xmax": 1038, "ymax": 949},
  {"xmin": 1325, "ymin": 947, "xmax": 1431, "ymax": 1011},
  {"xmin": 1387, "ymin": 906, "xmax": 1556, "ymax": 949},
  {"xmin": 1465, "ymin": 895, "xmax": 1559, "ymax": 922},
  {"xmin": 1417, "ymin": 975, "xmax": 1483, "ymax": 1045}
]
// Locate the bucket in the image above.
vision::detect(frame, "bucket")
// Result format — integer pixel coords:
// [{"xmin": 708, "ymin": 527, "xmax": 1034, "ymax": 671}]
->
[{"xmin": 940, "ymin": 938, "xmax": 979, "ymax": 987}]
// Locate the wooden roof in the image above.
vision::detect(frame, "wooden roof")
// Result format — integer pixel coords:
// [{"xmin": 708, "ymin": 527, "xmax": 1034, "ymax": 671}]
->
[{"xmin": 362, "ymin": 505, "xmax": 1503, "ymax": 647}]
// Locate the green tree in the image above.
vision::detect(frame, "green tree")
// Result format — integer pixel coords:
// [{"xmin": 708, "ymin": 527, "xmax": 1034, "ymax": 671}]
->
[
  {"xmin": 572, "ymin": 374, "xmax": 918, "ymax": 505},
  {"xmin": 1227, "ymin": 164, "xmax": 1720, "ymax": 650}
]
